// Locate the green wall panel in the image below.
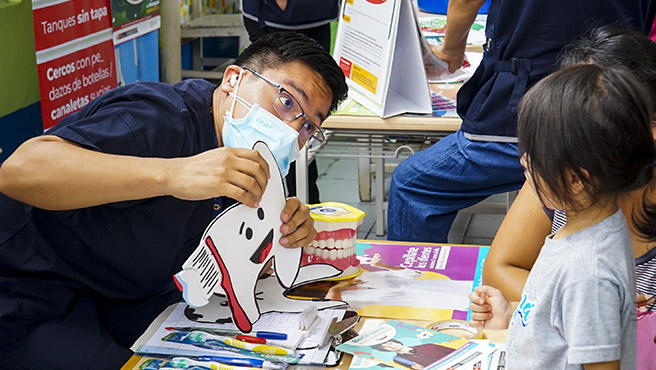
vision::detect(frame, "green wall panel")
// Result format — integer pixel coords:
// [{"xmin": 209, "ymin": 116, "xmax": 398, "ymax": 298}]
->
[{"xmin": 0, "ymin": 0, "xmax": 40, "ymax": 118}]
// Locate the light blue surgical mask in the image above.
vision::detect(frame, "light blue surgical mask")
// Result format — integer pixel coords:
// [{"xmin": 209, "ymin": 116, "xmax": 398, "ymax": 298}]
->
[{"xmin": 222, "ymin": 72, "xmax": 300, "ymax": 177}]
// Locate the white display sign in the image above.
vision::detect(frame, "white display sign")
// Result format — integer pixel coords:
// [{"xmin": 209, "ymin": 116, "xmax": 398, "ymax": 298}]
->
[{"xmin": 333, "ymin": 0, "xmax": 432, "ymax": 117}]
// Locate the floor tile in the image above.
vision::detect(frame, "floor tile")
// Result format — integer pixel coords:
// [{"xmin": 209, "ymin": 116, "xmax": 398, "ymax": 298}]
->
[
  {"xmin": 461, "ymin": 236, "xmax": 494, "ymax": 246},
  {"xmin": 465, "ymin": 213, "xmax": 505, "ymax": 238}
]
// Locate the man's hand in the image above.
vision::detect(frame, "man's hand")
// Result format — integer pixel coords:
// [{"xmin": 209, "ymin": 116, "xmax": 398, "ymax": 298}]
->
[
  {"xmin": 166, "ymin": 147, "xmax": 270, "ymax": 208},
  {"xmin": 469, "ymin": 285, "xmax": 514, "ymax": 329},
  {"xmin": 430, "ymin": 43, "xmax": 467, "ymax": 74},
  {"xmin": 434, "ymin": 0, "xmax": 486, "ymax": 73},
  {"xmin": 279, "ymin": 197, "xmax": 316, "ymax": 248}
]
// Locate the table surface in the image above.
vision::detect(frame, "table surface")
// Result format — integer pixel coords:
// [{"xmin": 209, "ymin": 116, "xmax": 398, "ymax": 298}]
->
[
  {"xmin": 322, "ymin": 114, "xmax": 461, "ymax": 133},
  {"xmin": 122, "ymin": 325, "xmax": 506, "ymax": 370},
  {"xmin": 121, "ymin": 239, "xmax": 505, "ymax": 370},
  {"xmin": 323, "ymin": 84, "xmax": 462, "ymax": 134}
]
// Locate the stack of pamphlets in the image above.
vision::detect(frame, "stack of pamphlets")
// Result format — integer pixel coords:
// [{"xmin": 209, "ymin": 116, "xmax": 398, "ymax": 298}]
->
[{"xmin": 136, "ymin": 302, "xmax": 347, "ymax": 366}]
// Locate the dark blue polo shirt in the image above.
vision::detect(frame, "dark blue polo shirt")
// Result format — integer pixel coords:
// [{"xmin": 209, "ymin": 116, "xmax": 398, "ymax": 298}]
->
[
  {"xmin": 0, "ymin": 79, "xmax": 218, "ymax": 345},
  {"xmin": 458, "ymin": 0, "xmax": 655, "ymax": 141}
]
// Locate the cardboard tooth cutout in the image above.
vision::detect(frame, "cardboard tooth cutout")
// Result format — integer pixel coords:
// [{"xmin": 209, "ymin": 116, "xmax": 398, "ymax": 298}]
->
[
  {"xmin": 174, "ymin": 141, "xmax": 343, "ymax": 332},
  {"xmin": 184, "ymin": 274, "xmax": 347, "ymax": 324}
]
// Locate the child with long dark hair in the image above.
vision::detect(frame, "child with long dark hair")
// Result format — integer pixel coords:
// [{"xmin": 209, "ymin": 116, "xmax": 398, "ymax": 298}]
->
[
  {"xmin": 469, "ymin": 64, "xmax": 655, "ymax": 369},
  {"xmin": 481, "ymin": 25, "xmax": 656, "ymax": 369}
]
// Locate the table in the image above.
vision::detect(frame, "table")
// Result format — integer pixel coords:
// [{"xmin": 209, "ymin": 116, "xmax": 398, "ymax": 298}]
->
[
  {"xmin": 121, "ymin": 321, "xmax": 506, "ymax": 370},
  {"xmin": 296, "ymin": 85, "xmax": 462, "ymax": 236},
  {"xmin": 121, "ymin": 239, "xmax": 505, "ymax": 369}
]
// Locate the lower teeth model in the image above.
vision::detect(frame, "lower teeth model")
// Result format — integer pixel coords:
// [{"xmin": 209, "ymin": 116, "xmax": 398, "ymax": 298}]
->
[{"xmin": 301, "ymin": 203, "xmax": 365, "ymax": 279}]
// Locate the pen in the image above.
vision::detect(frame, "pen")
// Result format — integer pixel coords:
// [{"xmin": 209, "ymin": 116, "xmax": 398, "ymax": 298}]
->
[
  {"xmin": 235, "ymin": 335, "xmax": 295, "ymax": 350},
  {"xmin": 168, "ymin": 357, "xmax": 261, "ymax": 370},
  {"xmin": 236, "ymin": 335, "xmax": 266, "ymax": 344},
  {"xmin": 185, "ymin": 331, "xmax": 294, "ymax": 355},
  {"xmin": 196, "ymin": 356, "xmax": 287, "ymax": 370},
  {"xmin": 166, "ymin": 327, "xmax": 288, "ymax": 340}
]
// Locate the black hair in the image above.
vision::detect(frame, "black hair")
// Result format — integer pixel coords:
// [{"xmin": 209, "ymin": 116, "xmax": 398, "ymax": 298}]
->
[
  {"xmin": 558, "ymin": 25, "xmax": 656, "ymax": 105},
  {"xmin": 559, "ymin": 26, "xmax": 656, "ymax": 241},
  {"xmin": 371, "ymin": 338, "xmax": 404, "ymax": 352},
  {"xmin": 634, "ymin": 181, "xmax": 656, "ymax": 242},
  {"xmin": 234, "ymin": 31, "xmax": 348, "ymax": 115},
  {"xmin": 517, "ymin": 64, "xmax": 655, "ymax": 212}
]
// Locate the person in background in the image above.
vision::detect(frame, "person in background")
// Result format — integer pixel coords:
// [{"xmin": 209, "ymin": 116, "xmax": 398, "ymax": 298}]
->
[
  {"xmin": 471, "ymin": 63, "xmax": 655, "ymax": 368},
  {"xmin": 241, "ymin": 0, "xmax": 341, "ymax": 204},
  {"xmin": 386, "ymin": 0, "xmax": 655, "ymax": 243},
  {"xmin": 0, "ymin": 32, "xmax": 347, "ymax": 369},
  {"xmin": 482, "ymin": 25, "xmax": 656, "ymax": 369}
]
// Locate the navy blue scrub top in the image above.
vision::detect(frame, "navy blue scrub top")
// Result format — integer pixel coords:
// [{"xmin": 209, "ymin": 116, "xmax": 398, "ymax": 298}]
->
[
  {"xmin": 457, "ymin": 0, "xmax": 655, "ymax": 140},
  {"xmin": 0, "ymin": 79, "xmax": 219, "ymax": 344}
]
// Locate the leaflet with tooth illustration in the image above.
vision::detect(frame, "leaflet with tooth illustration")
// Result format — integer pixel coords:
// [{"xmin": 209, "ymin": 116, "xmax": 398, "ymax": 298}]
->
[{"xmin": 287, "ymin": 241, "xmax": 489, "ymax": 322}]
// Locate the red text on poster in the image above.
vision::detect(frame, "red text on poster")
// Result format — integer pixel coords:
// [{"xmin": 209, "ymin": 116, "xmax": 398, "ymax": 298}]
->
[
  {"xmin": 33, "ymin": 0, "xmax": 116, "ymax": 129},
  {"xmin": 37, "ymin": 39, "xmax": 115, "ymax": 129},
  {"xmin": 33, "ymin": 0, "xmax": 112, "ymax": 51}
]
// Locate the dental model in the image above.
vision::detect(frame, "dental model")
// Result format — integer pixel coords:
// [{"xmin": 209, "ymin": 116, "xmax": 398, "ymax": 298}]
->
[{"xmin": 302, "ymin": 202, "xmax": 365, "ymax": 279}]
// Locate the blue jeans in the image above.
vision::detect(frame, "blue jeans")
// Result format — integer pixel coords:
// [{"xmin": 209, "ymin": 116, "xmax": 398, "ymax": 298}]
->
[{"xmin": 387, "ymin": 129, "xmax": 525, "ymax": 243}]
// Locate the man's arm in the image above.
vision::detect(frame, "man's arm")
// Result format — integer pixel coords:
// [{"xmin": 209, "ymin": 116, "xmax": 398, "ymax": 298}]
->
[
  {"xmin": 482, "ymin": 183, "xmax": 552, "ymax": 301},
  {"xmin": 431, "ymin": 0, "xmax": 487, "ymax": 73},
  {"xmin": 0, "ymin": 135, "xmax": 270, "ymax": 210}
]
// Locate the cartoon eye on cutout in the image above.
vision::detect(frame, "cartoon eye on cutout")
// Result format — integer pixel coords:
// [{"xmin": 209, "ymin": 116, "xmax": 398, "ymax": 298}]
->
[
  {"xmin": 239, "ymin": 222, "xmax": 253, "ymax": 240},
  {"xmin": 250, "ymin": 229, "xmax": 274, "ymax": 264}
]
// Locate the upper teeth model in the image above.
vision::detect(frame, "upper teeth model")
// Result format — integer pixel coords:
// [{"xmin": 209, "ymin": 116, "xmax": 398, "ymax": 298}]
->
[{"xmin": 302, "ymin": 202, "xmax": 365, "ymax": 279}]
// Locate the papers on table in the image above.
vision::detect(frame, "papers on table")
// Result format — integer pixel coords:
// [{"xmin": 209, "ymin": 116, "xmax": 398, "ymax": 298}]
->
[
  {"xmin": 337, "ymin": 320, "xmax": 498, "ymax": 370},
  {"xmin": 136, "ymin": 302, "xmax": 347, "ymax": 365}
]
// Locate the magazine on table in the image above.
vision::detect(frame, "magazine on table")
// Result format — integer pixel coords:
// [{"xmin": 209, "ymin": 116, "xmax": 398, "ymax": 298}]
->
[
  {"xmin": 287, "ymin": 241, "xmax": 489, "ymax": 322},
  {"xmin": 336, "ymin": 320, "xmax": 491, "ymax": 370}
]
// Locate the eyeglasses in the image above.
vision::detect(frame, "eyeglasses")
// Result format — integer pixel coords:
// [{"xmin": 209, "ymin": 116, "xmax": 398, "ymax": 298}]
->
[{"xmin": 242, "ymin": 66, "xmax": 325, "ymax": 149}]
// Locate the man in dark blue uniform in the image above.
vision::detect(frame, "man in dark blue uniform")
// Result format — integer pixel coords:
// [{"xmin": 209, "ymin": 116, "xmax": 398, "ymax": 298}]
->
[
  {"xmin": 387, "ymin": 0, "xmax": 656, "ymax": 243},
  {"xmin": 0, "ymin": 32, "xmax": 347, "ymax": 369},
  {"xmin": 242, "ymin": 0, "xmax": 338, "ymax": 51}
]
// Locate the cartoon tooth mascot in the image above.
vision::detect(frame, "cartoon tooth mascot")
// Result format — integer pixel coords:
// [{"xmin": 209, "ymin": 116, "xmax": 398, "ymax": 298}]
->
[{"xmin": 174, "ymin": 141, "xmax": 345, "ymax": 332}]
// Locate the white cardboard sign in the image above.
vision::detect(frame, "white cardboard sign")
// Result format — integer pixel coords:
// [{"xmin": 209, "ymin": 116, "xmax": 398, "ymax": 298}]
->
[{"xmin": 333, "ymin": 0, "xmax": 432, "ymax": 117}]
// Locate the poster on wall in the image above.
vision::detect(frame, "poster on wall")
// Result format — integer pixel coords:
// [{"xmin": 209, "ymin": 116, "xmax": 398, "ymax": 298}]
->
[
  {"xmin": 112, "ymin": 0, "xmax": 160, "ymax": 45},
  {"xmin": 332, "ymin": 0, "xmax": 431, "ymax": 118},
  {"xmin": 32, "ymin": 0, "xmax": 117, "ymax": 129}
]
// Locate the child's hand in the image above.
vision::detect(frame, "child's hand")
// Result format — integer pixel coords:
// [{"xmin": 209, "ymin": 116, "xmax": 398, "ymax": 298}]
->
[{"xmin": 469, "ymin": 285, "xmax": 513, "ymax": 329}]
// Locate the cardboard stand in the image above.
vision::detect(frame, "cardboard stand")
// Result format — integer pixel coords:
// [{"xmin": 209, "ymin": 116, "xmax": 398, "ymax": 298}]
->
[{"xmin": 333, "ymin": 0, "xmax": 431, "ymax": 118}]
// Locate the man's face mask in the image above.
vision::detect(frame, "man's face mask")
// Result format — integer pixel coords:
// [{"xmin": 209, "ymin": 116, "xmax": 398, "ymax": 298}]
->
[{"xmin": 222, "ymin": 69, "xmax": 300, "ymax": 177}]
